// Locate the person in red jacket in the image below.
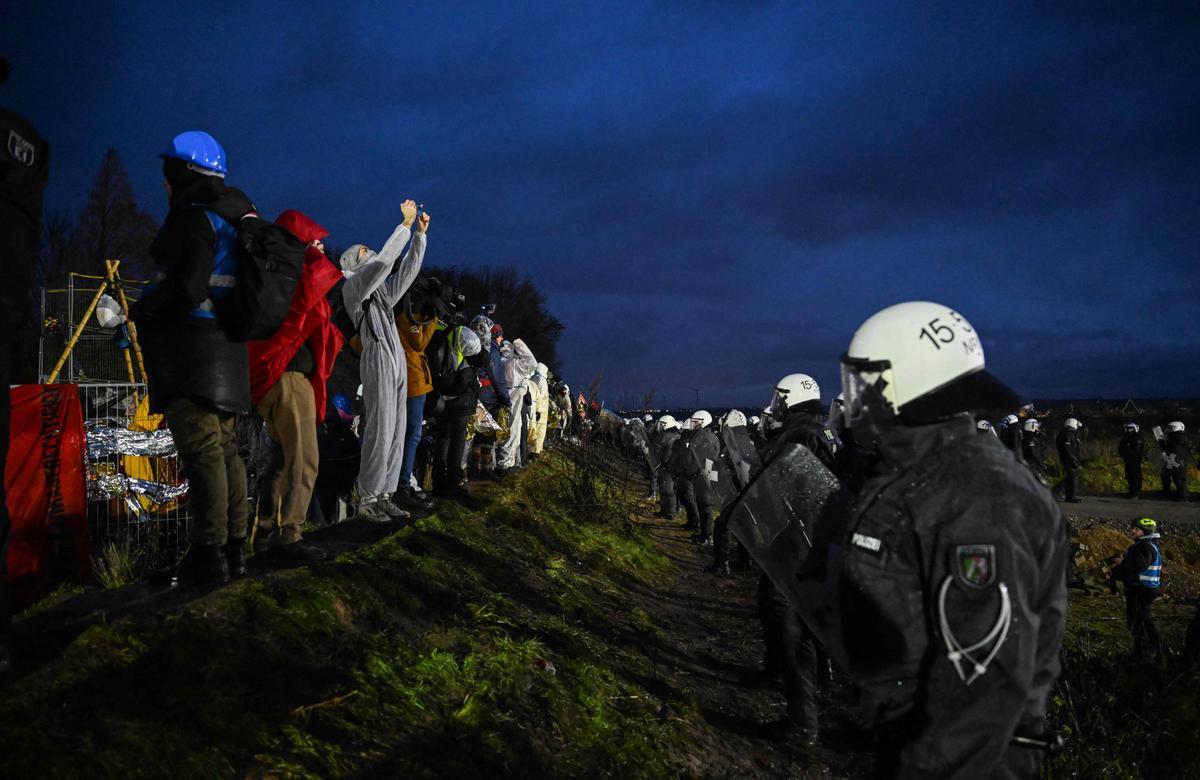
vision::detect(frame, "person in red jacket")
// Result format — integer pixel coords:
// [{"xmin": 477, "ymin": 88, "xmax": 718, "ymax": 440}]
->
[{"xmin": 246, "ymin": 209, "xmax": 344, "ymax": 562}]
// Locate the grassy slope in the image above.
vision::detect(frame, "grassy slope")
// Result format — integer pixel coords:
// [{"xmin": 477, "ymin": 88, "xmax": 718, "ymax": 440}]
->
[{"xmin": 1, "ymin": 451, "xmax": 701, "ymax": 779}]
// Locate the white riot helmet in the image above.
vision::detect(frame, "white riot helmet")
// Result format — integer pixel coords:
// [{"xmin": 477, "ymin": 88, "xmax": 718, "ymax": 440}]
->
[
  {"xmin": 1167, "ymin": 421, "xmax": 1185, "ymax": 433},
  {"xmin": 1023, "ymin": 419, "xmax": 1041, "ymax": 433},
  {"xmin": 689, "ymin": 410, "xmax": 713, "ymax": 430},
  {"xmin": 748, "ymin": 415, "xmax": 761, "ymax": 427},
  {"xmin": 1001, "ymin": 414, "xmax": 1019, "ymax": 427},
  {"xmin": 643, "ymin": 414, "xmax": 654, "ymax": 423},
  {"xmin": 658, "ymin": 415, "xmax": 680, "ymax": 431},
  {"xmin": 1063, "ymin": 418, "xmax": 1081, "ymax": 430},
  {"xmin": 770, "ymin": 373, "xmax": 821, "ymax": 417},
  {"xmin": 977, "ymin": 419, "xmax": 995, "ymax": 433},
  {"xmin": 1124, "ymin": 422, "xmax": 1140, "ymax": 433},
  {"xmin": 840, "ymin": 302, "xmax": 1019, "ymax": 429},
  {"xmin": 721, "ymin": 409, "xmax": 747, "ymax": 429}
]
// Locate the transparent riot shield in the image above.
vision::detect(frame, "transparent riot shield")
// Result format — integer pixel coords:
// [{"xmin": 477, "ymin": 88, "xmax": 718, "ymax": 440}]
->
[
  {"xmin": 725, "ymin": 443, "xmax": 850, "ymax": 666},
  {"xmin": 721, "ymin": 425, "xmax": 761, "ymax": 491}
]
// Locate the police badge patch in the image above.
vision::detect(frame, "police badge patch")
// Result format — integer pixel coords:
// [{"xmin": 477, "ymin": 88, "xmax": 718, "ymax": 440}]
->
[
  {"xmin": 8, "ymin": 129, "xmax": 36, "ymax": 166},
  {"xmin": 954, "ymin": 544, "xmax": 997, "ymax": 589}
]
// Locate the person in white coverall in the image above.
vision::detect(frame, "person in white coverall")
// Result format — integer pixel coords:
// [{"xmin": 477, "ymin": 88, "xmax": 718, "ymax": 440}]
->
[
  {"xmin": 339, "ymin": 200, "xmax": 428, "ymax": 521},
  {"xmin": 496, "ymin": 339, "xmax": 537, "ymax": 472},
  {"xmin": 530, "ymin": 362, "xmax": 551, "ymax": 455}
]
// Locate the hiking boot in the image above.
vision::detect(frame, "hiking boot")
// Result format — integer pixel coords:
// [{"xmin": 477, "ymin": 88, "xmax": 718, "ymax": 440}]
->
[
  {"xmin": 391, "ymin": 487, "xmax": 433, "ymax": 513},
  {"xmin": 225, "ymin": 538, "xmax": 248, "ymax": 577},
  {"xmin": 376, "ymin": 496, "xmax": 413, "ymax": 521},
  {"xmin": 354, "ymin": 499, "xmax": 395, "ymax": 523},
  {"xmin": 273, "ymin": 541, "xmax": 329, "ymax": 562},
  {"xmin": 176, "ymin": 543, "xmax": 229, "ymax": 586}
]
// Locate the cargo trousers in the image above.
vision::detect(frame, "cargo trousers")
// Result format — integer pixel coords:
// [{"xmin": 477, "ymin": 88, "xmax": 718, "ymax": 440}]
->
[
  {"xmin": 166, "ymin": 397, "xmax": 248, "ymax": 546},
  {"xmin": 255, "ymin": 372, "xmax": 319, "ymax": 546}
]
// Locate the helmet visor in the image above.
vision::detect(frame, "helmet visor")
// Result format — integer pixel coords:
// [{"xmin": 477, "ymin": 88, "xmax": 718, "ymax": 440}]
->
[{"xmin": 840, "ymin": 356, "xmax": 898, "ymax": 430}]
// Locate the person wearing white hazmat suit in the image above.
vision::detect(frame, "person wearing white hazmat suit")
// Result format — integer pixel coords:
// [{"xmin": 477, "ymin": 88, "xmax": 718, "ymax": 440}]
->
[
  {"xmin": 339, "ymin": 200, "xmax": 429, "ymax": 521},
  {"xmin": 496, "ymin": 339, "xmax": 537, "ymax": 473},
  {"xmin": 530, "ymin": 362, "xmax": 551, "ymax": 456}
]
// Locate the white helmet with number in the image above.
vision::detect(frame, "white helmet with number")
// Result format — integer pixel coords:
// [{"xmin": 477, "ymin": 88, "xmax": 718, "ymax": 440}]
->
[
  {"xmin": 1167, "ymin": 421, "xmax": 1185, "ymax": 433},
  {"xmin": 657, "ymin": 414, "xmax": 680, "ymax": 431},
  {"xmin": 721, "ymin": 409, "xmax": 747, "ymax": 429},
  {"xmin": 771, "ymin": 374, "xmax": 821, "ymax": 412},
  {"xmin": 1063, "ymin": 418, "xmax": 1081, "ymax": 430},
  {"xmin": 841, "ymin": 302, "xmax": 1019, "ymax": 427},
  {"xmin": 688, "ymin": 410, "xmax": 713, "ymax": 430},
  {"xmin": 1022, "ymin": 418, "xmax": 1040, "ymax": 433}
]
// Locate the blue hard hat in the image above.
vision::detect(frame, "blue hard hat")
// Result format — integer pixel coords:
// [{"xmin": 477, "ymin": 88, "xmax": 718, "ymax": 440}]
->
[
  {"xmin": 159, "ymin": 130, "xmax": 227, "ymax": 175},
  {"xmin": 332, "ymin": 394, "xmax": 352, "ymax": 414}
]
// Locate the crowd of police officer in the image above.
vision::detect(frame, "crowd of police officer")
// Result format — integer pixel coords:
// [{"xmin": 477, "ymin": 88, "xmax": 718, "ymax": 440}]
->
[{"xmin": 620, "ymin": 302, "xmax": 1103, "ymax": 777}]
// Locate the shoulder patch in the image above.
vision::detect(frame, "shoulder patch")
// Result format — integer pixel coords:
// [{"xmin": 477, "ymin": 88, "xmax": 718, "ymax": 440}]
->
[
  {"xmin": 953, "ymin": 544, "xmax": 997, "ymax": 589},
  {"xmin": 7, "ymin": 129, "xmax": 36, "ymax": 166},
  {"xmin": 851, "ymin": 532, "xmax": 883, "ymax": 555}
]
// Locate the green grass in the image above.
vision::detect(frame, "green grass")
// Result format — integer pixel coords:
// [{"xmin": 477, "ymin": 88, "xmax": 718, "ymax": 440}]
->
[{"xmin": 1, "ymin": 449, "xmax": 684, "ymax": 779}]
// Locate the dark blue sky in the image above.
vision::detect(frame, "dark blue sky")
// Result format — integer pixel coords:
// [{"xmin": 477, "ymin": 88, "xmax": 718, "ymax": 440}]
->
[{"xmin": 4, "ymin": 2, "xmax": 1197, "ymax": 407}]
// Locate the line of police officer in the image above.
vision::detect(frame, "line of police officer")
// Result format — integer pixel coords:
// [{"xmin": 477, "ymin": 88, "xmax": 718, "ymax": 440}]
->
[{"xmin": 633, "ymin": 302, "xmax": 1069, "ymax": 778}]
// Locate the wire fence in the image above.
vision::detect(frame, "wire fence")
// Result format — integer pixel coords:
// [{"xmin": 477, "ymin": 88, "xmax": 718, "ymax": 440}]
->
[{"xmin": 40, "ymin": 272, "xmax": 148, "ymax": 384}]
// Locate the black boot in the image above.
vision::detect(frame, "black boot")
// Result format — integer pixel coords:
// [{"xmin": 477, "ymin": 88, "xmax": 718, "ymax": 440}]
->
[
  {"xmin": 176, "ymin": 543, "xmax": 229, "ymax": 586},
  {"xmin": 225, "ymin": 539, "xmax": 247, "ymax": 577}
]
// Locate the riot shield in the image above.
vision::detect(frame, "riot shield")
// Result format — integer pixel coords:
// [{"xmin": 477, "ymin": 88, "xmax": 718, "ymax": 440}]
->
[
  {"xmin": 689, "ymin": 428, "xmax": 739, "ymax": 510},
  {"xmin": 721, "ymin": 425, "xmax": 761, "ymax": 491},
  {"xmin": 725, "ymin": 443, "xmax": 850, "ymax": 667}
]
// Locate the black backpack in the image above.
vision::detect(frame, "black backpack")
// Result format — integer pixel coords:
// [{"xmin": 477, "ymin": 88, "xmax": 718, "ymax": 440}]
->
[{"xmin": 214, "ymin": 212, "xmax": 307, "ymax": 341}]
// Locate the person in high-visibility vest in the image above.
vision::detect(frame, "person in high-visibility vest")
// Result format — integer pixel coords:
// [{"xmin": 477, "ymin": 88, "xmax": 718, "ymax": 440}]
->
[{"xmin": 1108, "ymin": 516, "xmax": 1163, "ymax": 661}]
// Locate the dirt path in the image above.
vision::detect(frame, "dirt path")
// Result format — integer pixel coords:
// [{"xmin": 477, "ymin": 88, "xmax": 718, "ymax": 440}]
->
[
  {"xmin": 1065, "ymin": 492, "xmax": 1199, "ymax": 525},
  {"xmin": 625, "ymin": 502, "xmax": 871, "ymax": 779}
]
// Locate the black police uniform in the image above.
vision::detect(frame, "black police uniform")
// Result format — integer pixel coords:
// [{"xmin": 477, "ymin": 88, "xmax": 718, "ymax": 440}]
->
[
  {"xmin": 841, "ymin": 415, "xmax": 1068, "ymax": 777},
  {"xmin": 752, "ymin": 408, "xmax": 841, "ymax": 741},
  {"xmin": 1117, "ymin": 431, "xmax": 1145, "ymax": 498},
  {"xmin": 1161, "ymin": 431, "xmax": 1190, "ymax": 502},
  {"xmin": 654, "ymin": 428, "xmax": 680, "ymax": 518},
  {"xmin": 1108, "ymin": 532, "xmax": 1162, "ymax": 660},
  {"xmin": 668, "ymin": 428, "xmax": 700, "ymax": 531},
  {"xmin": 0, "ymin": 100, "xmax": 50, "ymax": 666},
  {"xmin": 1021, "ymin": 428, "xmax": 1047, "ymax": 480},
  {"xmin": 1055, "ymin": 427, "xmax": 1081, "ymax": 502}
]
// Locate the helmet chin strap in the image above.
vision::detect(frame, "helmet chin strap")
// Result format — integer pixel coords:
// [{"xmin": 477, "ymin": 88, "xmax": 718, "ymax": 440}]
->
[{"xmin": 186, "ymin": 162, "xmax": 225, "ymax": 178}]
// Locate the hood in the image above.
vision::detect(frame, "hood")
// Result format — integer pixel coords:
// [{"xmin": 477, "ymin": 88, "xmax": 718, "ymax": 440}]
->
[
  {"xmin": 275, "ymin": 209, "xmax": 329, "ymax": 244},
  {"xmin": 340, "ymin": 244, "xmax": 374, "ymax": 277}
]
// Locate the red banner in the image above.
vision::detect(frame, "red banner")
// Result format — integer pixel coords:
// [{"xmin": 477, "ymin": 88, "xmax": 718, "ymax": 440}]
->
[{"xmin": 5, "ymin": 384, "xmax": 90, "ymax": 608}]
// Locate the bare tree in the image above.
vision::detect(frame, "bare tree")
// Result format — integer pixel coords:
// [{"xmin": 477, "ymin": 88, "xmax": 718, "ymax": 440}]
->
[{"xmin": 63, "ymin": 148, "xmax": 159, "ymax": 281}]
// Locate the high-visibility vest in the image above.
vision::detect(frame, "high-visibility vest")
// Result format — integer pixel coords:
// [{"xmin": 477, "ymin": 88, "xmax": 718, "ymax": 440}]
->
[
  {"xmin": 1137, "ymin": 541, "xmax": 1161, "ymax": 589},
  {"xmin": 190, "ymin": 210, "xmax": 239, "ymax": 320}
]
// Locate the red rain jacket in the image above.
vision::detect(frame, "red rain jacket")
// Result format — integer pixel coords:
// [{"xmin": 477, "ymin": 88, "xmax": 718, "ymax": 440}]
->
[{"xmin": 247, "ymin": 209, "xmax": 344, "ymax": 419}]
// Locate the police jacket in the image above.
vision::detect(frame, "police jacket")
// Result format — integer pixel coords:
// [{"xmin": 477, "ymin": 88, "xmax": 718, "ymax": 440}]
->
[
  {"xmin": 760, "ymin": 411, "xmax": 839, "ymax": 472},
  {"xmin": 1021, "ymin": 431, "xmax": 1047, "ymax": 471},
  {"xmin": 135, "ymin": 177, "xmax": 255, "ymax": 414},
  {"xmin": 1163, "ymin": 432, "xmax": 1190, "ymax": 471},
  {"xmin": 1056, "ymin": 428, "xmax": 1080, "ymax": 470},
  {"xmin": 655, "ymin": 430, "xmax": 680, "ymax": 470},
  {"xmin": 840, "ymin": 415, "xmax": 1068, "ymax": 777},
  {"xmin": 1111, "ymin": 534, "xmax": 1161, "ymax": 592},
  {"xmin": 1117, "ymin": 433, "xmax": 1145, "ymax": 464},
  {"xmin": 998, "ymin": 422, "xmax": 1022, "ymax": 455},
  {"xmin": 0, "ymin": 105, "xmax": 49, "ymax": 331}
]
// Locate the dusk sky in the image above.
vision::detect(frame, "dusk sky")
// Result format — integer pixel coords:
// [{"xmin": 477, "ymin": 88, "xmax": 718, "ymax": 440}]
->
[{"xmin": 3, "ymin": 2, "xmax": 1197, "ymax": 408}]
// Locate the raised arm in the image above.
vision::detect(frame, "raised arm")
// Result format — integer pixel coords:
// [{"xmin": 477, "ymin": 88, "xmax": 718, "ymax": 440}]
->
[{"xmin": 381, "ymin": 229, "xmax": 426, "ymax": 306}]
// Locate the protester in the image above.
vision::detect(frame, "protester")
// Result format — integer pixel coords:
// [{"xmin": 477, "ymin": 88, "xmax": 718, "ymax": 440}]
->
[
  {"xmin": 134, "ymin": 131, "xmax": 256, "ymax": 585},
  {"xmin": 339, "ymin": 200, "xmax": 429, "ymax": 522},
  {"xmin": 396, "ymin": 306, "xmax": 437, "ymax": 510},
  {"xmin": 425, "ymin": 325, "xmax": 486, "ymax": 499},
  {"xmin": 530, "ymin": 362, "xmax": 551, "ymax": 457},
  {"xmin": 246, "ymin": 209, "xmax": 344, "ymax": 562},
  {"xmin": 496, "ymin": 339, "xmax": 537, "ymax": 475},
  {"xmin": 469, "ymin": 315, "xmax": 506, "ymax": 478}
]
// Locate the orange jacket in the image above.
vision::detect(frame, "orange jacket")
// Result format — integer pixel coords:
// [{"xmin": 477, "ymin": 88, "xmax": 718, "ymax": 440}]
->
[{"xmin": 397, "ymin": 312, "xmax": 437, "ymax": 397}]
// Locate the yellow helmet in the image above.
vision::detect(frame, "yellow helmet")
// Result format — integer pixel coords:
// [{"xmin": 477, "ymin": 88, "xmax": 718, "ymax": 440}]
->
[{"xmin": 1133, "ymin": 517, "xmax": 1157, "ymax": 533}]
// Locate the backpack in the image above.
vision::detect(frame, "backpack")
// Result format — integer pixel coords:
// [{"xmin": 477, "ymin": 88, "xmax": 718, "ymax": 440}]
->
[
  {"xmin": 211, "ymin": 211, "xmax": 307, "ymax": 341},
  {"xmin": 327, "ymin": 278, "xmax": 370, "ymax": 356}
]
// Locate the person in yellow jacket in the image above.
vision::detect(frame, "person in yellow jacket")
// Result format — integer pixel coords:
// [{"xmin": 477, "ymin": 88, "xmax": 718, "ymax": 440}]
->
[
  {"xmin": 530, "ymin": 362, "xmax": 551, "ymax": 456},
  {"xmin": 397, "ymin": 310, "xmax": 437, "ymax": 510}
]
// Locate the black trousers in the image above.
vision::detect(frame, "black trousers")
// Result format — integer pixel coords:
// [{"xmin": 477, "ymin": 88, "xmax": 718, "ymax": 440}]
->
[
  {"xmin": 757, "ymin": 575, "xmax": 818, "ymax": 733},
  {"xmin": 1125, "ymin": 586, "xmax": 1161, "ymax": 659},
  {"xmin": 1123, "ymin": 459, "xmax": 1142, "ymax": 497},
  {"xmin": 1162, "ymin": 468, "xmax": 1188, "ymax": 502},
  {"xmin": 433, "ymin": 412, "xmax": 472, "ymax": 495},
  {"xmin": 657, "ymin": 470, "xmax": 676, "ymax": 517},
  {"xmin": 1062, "ymin": 464, "xmax": 1080, "ymax": 501}
]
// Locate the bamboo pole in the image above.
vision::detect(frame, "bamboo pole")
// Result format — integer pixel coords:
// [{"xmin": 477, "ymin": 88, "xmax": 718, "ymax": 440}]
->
[{"xmin": 46, "ymin": 273, "xmax": 110, "ymax": 384}]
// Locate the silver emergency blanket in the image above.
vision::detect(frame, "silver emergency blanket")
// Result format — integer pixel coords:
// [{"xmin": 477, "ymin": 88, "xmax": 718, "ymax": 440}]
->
[
  {"xmin": 86, "ymin": 425, "xmax": 178, "ymax": 458},
  {"xmin": 725, "ymin": 443, "xmax": 850, "ymax": 666},
  {"xmin": 87, "ymin": 473, "xmax": 189, "ymax": 505}
]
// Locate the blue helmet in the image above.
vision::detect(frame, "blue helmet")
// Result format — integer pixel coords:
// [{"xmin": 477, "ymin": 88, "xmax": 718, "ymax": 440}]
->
[{"xmin": 160, "ymin": 130, "xmax": 227, "ymax": 176}]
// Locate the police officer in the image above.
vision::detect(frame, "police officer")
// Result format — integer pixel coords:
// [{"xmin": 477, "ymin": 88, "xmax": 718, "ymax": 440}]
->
[
  {"xmin": 653, "ymin": 416, "xmax": 682, "ymax": 519},
  {"xmin": 1056, "ymin": 418, "xmax": 1083, "ymax": 503},
  {"xmin": 1, "ymin": 57, "xmax": 50, "ymax": 671},
  {"xmin": 997, "ymin": 413, "xmax": 1022, "ymax": 454},
  {"xmin": 1107, "ymin": 517, "xmax": 1162, "ymax": 660},
  {"xmin": 1117, "ymin": 423, "xmax": 1145, "ymax": 499},
  {"xmin": 682, "ymin": 410, "xmax": 719, "ymax": 546},
  {"xmin": 751, "ymin": 373, "xmax": 838, "ymax": 745},
  {"xmin": 1021, "ymin": 418, "xmax": 1048, "ymax": 482},
  {"xmin": 1160, "ymin": 421, "xmax": 1190, "ymax": 502},
  {"xmin": 667, "ymin": 414, "xmax": 702, "ymax": 532},
  {"xmin": 837, "ymin": 301, "xmax": 1068, "ymax": 777}
]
